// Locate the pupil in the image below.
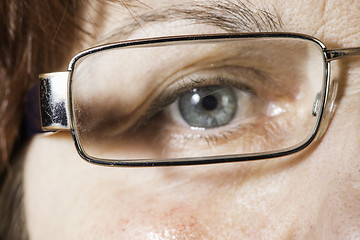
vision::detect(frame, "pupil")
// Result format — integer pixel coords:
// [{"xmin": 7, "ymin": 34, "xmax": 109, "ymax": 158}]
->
[{"xmin": 201, "ymin": 95, "xmax": 218, "ymax": 111}]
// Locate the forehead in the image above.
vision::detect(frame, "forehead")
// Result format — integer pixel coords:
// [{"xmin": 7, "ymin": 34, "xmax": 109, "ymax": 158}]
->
[{"xmin": 81, "ymin": 0, "xmax": 359, "ymax": 48}]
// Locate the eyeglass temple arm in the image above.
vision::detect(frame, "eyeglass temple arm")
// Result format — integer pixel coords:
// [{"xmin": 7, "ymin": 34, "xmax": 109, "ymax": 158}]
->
[
  {"xmin": 39, "ymin": 72, "xmax": 70, "ymax": 131},
  {"xmin": 325, "ymin": 47, "xmax": 360, "ymax": 61}
]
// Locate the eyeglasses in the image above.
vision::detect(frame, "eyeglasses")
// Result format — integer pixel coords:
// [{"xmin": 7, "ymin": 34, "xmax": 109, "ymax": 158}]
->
[{"xmin": 39, "ymin": 32, "xmax": 360, "ymax": 167}]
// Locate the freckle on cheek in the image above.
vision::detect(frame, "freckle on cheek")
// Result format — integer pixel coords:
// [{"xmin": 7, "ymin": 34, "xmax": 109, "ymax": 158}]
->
[
  {"xmin": 313, "ymin": 172, "xmax": 360, "ymax": 238},
  {"xmin": 78, "ymin": 200, "xmax": 213, "ymax": 240}
]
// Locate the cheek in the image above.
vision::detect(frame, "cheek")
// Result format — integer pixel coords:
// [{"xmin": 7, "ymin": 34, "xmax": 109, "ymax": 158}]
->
[
  {"xmin": 23, "ymin": 133, "xmax": 83, "ymax": 239},
  {"xmin": 316, "ymin": 173, "xmax": 360, "ymax": 239},
  {"xmin": 23, "ymin": 133, "xmax": 219, "ymax": 239},
  {"xmin": 22, "ymin": 133, "xmax": 303, "ymax": 239},
  {"xmin": 70, "ymin": 191, "xmax": 221, "ymax": 239},
  {"xmin": 307, "ymin": 106, "xmax": 360, "ymax": 238}
]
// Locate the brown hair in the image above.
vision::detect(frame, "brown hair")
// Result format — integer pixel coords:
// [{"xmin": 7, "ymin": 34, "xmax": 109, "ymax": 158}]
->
[
  {"xmin": 0, "ymin": 0, "xmax": 89, "ymax": 238},
  {"xmin": 0, "ymin": 0, "xmax": 88, "ymax": 173}
]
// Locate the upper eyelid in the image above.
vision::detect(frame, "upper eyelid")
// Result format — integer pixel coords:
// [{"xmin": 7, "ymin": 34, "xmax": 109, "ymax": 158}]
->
[{"xmin": 166, "ymin": 65, "xmax": 297, "ymax": 99}]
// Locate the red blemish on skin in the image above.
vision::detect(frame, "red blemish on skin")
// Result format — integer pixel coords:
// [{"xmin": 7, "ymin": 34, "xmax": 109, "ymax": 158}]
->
[
  {"xmin": 136, "ymin": 203, "xmax": 209, "ymax": 239},
  {"xmin": 188, "ymin": 216, "xmax": 196, "ymax": 228},
  {"xmin": 161, "ymin": 206, "xmax": 208, "ymax": 238}
]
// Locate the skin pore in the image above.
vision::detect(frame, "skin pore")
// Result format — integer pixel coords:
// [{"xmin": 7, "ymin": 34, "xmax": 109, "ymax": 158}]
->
[{"xmin": 23, "ymin": 0, "xmax": 360, "ymax": 239}]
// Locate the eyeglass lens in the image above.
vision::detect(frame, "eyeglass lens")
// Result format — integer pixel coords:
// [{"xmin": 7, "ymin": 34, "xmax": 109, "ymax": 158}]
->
[{"xmin": 71, "ymin": 37, "xmax": 325, "ymax": 161}]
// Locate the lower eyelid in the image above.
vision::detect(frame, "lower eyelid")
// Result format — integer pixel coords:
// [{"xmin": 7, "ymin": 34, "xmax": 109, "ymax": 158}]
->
[{"xmin": 144, "ymin": 115, "xmax": 289, "ymax": 158}]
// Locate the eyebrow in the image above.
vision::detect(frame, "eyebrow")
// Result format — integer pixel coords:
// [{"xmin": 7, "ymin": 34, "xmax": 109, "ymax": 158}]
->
[{"xmin": 102, "ymin": 0, "xmax": 284, "ymax": 42}]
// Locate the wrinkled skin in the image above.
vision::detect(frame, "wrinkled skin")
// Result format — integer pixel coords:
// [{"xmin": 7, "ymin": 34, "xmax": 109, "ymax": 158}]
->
[{"xmin": 24, "ymin": 0, "xmax": 360, "ymax": 239}]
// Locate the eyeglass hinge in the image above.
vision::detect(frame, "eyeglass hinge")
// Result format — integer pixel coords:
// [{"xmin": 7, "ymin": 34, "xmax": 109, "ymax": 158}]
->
[
  {"xmin": 39, "ymin": 72, "xmax": 70, "ymax": 131},
  {"xmin": 325, "ymin": 47, "xmax": 360, "ymax": 61}
]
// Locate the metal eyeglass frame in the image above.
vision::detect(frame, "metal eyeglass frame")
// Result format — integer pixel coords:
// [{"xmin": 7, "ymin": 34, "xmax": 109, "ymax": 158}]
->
[{"xmin": 39, "ymin": 32, "xmax": 360, "ymax": 167}]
